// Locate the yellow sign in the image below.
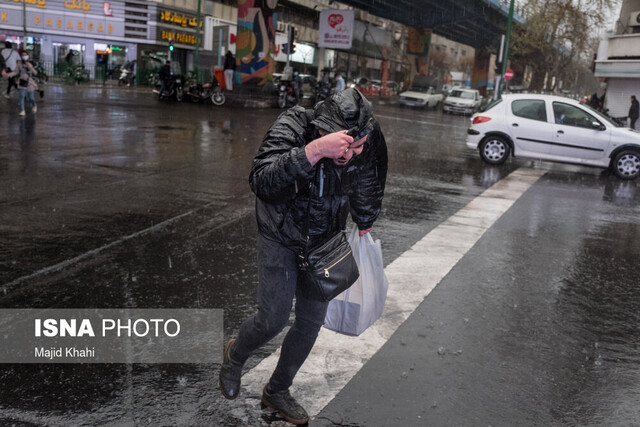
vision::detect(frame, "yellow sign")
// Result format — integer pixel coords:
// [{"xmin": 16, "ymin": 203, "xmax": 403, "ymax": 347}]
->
[
  {"xmin": 5, "ymin": 0, "xmax": 47, "ymax": 8},
  {"xmin": 64, "ymin": 0, "xmax": 90, "ymax": 13},
  {"xmin": 161, "ymin": 30, "xmax": 197, "ymax": 45},
  {"xmin": 160, "ymin": 10, "xmax": 200, "ymax": 28},
  {"xmin": 32, "ymin": 14, "xmax": 112, "ymax": 33}
]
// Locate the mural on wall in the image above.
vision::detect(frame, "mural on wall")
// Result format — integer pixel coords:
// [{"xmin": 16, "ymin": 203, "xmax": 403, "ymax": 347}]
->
[
  {"xmin": 471, "ymin": 46, "xmax": 490, "ymax": 95},
  {"xmin": 236, "ymin": 0, "xmax": 277, "ymax": 86}
]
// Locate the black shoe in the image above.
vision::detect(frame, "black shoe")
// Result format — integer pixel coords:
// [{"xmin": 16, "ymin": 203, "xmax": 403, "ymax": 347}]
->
[
  {"xmin": 219, "ymin": 338, "xmax": 242, "ymax": 399},
  {"xmin": 261, "ymin": 385, "xmax": 309, "ymax": 425}
]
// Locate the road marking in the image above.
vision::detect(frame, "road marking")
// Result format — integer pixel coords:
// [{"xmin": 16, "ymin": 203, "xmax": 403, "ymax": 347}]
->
[
  {"xmin": 234, "ymin": 167, "xmax": 546, "ymax": 419},
  {"xmin": 1, "ymin": 202, "xmax": 254, "ymax": 293}
]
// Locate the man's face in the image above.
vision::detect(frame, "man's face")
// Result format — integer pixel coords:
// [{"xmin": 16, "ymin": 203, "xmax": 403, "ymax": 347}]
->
[{"xmin": 318, "ymin": 130, "xmax": 368, "ymax": 166}]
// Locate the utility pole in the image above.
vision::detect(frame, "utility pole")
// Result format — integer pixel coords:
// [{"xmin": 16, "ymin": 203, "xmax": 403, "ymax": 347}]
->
[
  {"xmin": 23, "ymin": 0, "xmax": 27, "ymax": 38},
  {"xmin": 497, "ymin": 0, "xmax": 515, "ymax": 99},
  {"xmin": 193, "ymin": 0, "xmax": 202, "ymax": 79}
]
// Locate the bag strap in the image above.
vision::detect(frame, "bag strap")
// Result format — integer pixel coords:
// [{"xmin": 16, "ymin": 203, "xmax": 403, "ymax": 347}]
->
[{"xmin": 297, "ymin": 165, "xmax": 317, "ymax": 267}]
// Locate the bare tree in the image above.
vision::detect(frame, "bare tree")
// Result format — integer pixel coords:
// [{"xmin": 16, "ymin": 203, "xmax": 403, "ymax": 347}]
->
[{"xmin": 511, "ymin": 0, "xmax": 619, "ymax": 93}]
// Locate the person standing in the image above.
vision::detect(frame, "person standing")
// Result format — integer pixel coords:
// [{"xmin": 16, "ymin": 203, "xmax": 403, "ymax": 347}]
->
[
  {"xmin": 628, "ymin": 95, "xmax": 639, "ymax": 130},
  {"xmin": 334, "ymin": 72, "xmax": 345, "ymax": 94},
  {"xmin": 158, "ymin": 60, "xmax": 171, "ymax": 96},
  {"xmin": 2, "ymin": 51, "xmax": 38, "ymax": 116},
  {"xmin": 223, "ymin": 50, "xmax": 236, "ymax": 91},
  {"xmin": 1, "ymin": 42, "xmax": 19, "ymax": 99},
  {"xmin": 219, "ymin": 88, "xmax": 388, "ymax": 425}
]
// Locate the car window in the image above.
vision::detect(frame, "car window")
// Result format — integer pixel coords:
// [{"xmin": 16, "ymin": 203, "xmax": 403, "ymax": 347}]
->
[
  {"xmin": 449, "ymin": 90, "xmax": 474, "ymax": 99},
  {"xmin": 512, "ymin": 99, "xmax": 547, "ymax": 122},
  {"xmin": 479, "ymin": 98, "xmax": 502, "ymax": 112},
  {"xmin": 553, "ymin": 102, "xmax": 601, "ymax": 129}
]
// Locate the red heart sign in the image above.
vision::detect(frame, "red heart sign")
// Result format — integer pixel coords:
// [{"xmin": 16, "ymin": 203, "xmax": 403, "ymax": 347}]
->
[{"xmin": 328, "ymin": 14, "xmax": 343, "ymax": 28}]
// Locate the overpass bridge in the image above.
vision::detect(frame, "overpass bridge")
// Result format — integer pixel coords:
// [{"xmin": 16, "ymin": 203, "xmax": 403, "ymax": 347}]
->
[{"xmin": 339, "ymin": 0, "xmax": 525, "ymax": 49}]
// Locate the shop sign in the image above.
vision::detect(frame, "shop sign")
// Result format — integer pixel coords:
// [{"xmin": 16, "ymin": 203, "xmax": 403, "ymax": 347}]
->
[
  {"xmin": 318, "ymin": 9, "xmax": 353, "ymax": 49},
  {"xmin": 158, "ymin": 8, "xmax": 201, "ymax": 29},
  {"xmin": 158, "ymin": 29, "xmax": 199, "ymax": 46},
  {"xmin": 1, "ymin": 0, "xmax": 125, "ymax": 38}
]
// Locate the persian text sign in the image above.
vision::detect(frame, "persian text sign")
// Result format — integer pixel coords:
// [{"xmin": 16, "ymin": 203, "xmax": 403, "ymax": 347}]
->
[
  {"xmin": 318, "ymin": 9, "xmax": 353, "ymax": 49},
  {"xmin": 0, "ymin": 309, "xmax": 222, "ymax": 363}
]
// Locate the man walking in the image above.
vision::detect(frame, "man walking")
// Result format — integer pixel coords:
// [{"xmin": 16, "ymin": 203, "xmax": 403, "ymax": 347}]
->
[
  {"xmin": 1, "ymin": 42, "xmax": 19, "ymax": 98},
  {"xmin": 219, "ymin": 88, "xmax": 388, "ymax": 424}
]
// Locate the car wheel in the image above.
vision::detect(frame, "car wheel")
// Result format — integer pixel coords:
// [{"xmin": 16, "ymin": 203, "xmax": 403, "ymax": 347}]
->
[
  {"xmin": 479, "ymin": 136, "xmax": 511, "ymax": 165},
  {"xmin": 612, "ymin": 150, "xmax": 640, "ymax": 180}
]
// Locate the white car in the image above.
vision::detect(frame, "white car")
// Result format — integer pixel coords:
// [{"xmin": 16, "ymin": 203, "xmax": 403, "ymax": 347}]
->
[
  {"xmin": 466, "ymin": 94, "xmax": 640, "ymax": 180},
  {"xmin": 443, "ymin": 88, "xmax": 482, "ymax": 115},
  {"xmin": 398, "ymin": 85, "xmax": 443, "ymax": 109}
]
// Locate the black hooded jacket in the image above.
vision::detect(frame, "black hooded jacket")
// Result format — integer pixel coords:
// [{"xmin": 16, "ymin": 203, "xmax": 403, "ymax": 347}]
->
[{"xmin": 249, "ymin": 88, "xmax": 388, "ymax": 248}]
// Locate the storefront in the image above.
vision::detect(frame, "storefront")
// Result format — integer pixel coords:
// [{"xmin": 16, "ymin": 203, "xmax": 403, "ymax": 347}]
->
[
  {"xmin": 0, "ymin": 0, "xmax": 136, "ymax": 78},
  {"xmin": 150, "ymin": 6, "xmax": 202, "ymax": 78}
]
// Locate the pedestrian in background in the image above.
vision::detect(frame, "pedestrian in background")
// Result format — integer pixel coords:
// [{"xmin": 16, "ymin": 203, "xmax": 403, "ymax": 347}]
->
[
  {"xmin": 2, "ymin": 51, "xmax": 38, "ymax": 116},
  {"xmin": 158, "ymin": 60, "xmax": 171, "ymax": 96},
  {"xmin": 335, "ymin": 72, "xmax": 345, "ymax": 93},
  {"xmin": 1, "ymin": 41, "xmax": 19, "ymax": 99},
  {"xmin": 219, "ymin": 88, "xmax": 388, "ymax": 425},
  {"xmin": 223, "ymin": 50, "xmax": 235, "ymax": 91},
  {"xmin": 628, "ymin": 95, "xmax": 639, "ymax": 130}
]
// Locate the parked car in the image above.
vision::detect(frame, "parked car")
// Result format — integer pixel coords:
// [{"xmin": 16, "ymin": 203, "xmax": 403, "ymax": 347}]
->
[
  {"xmin": 398, "ymin": 76, "xmax": 443, "ymax": 109},
  {"xmin": 466, "ymin": 94, "xmax": 640, "ymax": 180},
  {"xmin": 443, "ymin": 88, "xmax": 482, "ymax": 115}
]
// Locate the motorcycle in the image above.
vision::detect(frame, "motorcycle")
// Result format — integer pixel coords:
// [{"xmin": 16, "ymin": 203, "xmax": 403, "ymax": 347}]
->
[
  {"xmin": 159, "ymin": 75, "xmax": 183, "ymax": 102},
  {"xmin": 277, "ymin": 80, "xmax": 298, "ymax": 109},
  {"xmin": 186, "ymin": 76, "xmax": 225, "ymax": 105},
  {"xmin": 63, "ymin": 65, "xmax": 90, "ymax": 85},
  {"xmin": 118, "ymin": 67, "xmax": 135, "ymax": 86},
  {"xmin": 33, "ymin": 61, "xmax": 47, "ymax": 98}
]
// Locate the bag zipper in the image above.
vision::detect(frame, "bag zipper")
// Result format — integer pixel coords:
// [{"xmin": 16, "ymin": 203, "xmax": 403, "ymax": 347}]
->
[{"xmin": 323, "ymin": 249, "xmax": 352, "ymax": 278}]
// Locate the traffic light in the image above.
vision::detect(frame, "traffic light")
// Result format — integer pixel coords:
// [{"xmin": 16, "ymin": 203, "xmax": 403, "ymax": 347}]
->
[
  {"xmin": 287, "ymin": 26, "xmax": 295, "ymax": 54},
  {"xmin": 494, "ymin": 60, "xmax": 502, "ymax": 76},
  {"xmin": 281, "ymin": 43, "xmax": 290, "ymax": 55},
  {"xmin": 169, "ymin": 40, "xmax": 174, "ymax": 51}
]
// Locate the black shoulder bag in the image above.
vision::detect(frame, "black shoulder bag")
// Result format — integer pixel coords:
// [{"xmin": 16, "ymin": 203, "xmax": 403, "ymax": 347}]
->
[{"xmin": 297, "ymin": 166, "xmax": 359, "ymax": 302}]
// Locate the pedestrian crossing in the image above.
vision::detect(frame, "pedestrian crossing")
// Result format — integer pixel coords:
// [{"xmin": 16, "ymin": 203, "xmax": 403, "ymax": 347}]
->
[{"xmin": 231, "ymin": 167, "xmax": 547, "ymax": 421}]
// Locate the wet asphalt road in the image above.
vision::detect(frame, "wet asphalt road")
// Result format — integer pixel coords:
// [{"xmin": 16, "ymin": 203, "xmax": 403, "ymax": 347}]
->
[{"xmin": 1, "ymin": 83, "xmax": 639, "ymax": 426}]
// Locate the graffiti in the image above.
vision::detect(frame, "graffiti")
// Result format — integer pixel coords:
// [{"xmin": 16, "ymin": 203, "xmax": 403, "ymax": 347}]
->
[{"xmin": 236, "ymin": 0, "xmax": 277, "ymax": 86}]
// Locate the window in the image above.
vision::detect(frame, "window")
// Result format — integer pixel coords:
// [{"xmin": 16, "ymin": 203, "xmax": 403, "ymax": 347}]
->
[
  {"xmin": 553, "ymin": 102, "xmax": 601, "ymax": 129},
  {"xmin": 512, "ymin": 99, "xmax": 547, "ymax": 122}
]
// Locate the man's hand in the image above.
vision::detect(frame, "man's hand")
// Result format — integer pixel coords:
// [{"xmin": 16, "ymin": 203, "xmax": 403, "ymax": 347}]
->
[
  {"xmin": 305, "ymin": 130, "xmax": 353, "ymax": 166},
  {"xmin": 358, "ymin": 228, "xmax": 372, "ymax": 237}
]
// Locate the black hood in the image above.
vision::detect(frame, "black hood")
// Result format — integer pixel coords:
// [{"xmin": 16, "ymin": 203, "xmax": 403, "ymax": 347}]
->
[{"xmin": 311, "ymin": 88, "xmax": 375, "ymax": 139}]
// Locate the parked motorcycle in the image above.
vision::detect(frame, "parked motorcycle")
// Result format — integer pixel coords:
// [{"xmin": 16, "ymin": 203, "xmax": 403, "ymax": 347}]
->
[
  {"xmin": 159, "ymin": 75, "xmax": 183, "ymax": 102},
  {"xmin": 63, "ymin": 65, "xmax": 90, "ymax": 85},
  {"xmin": 118, "ymin": 67, "xmax": 135, "ymax": 86},
  {"xmin": 186, "ymin": 76, "xmax": 225, "ymax": 105},
  {"xmin": 33, "ymin": 61, "xmax": 47, "ymax": 98}
]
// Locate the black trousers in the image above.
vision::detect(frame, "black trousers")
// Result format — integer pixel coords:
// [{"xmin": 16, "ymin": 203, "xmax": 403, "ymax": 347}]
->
[
  {"xmin": 231, "ymin": 235, "xmax": 329, "ymax": 392},
  {"xmin": 6, "ymin": 76, "xmax": 16, "ymax": 95}
]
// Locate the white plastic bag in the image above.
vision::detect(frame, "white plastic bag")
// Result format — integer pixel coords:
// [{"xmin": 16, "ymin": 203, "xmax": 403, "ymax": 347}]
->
[{"xmin": 323, "ymin": 225, "xmax": 389, "ymax": 336}]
